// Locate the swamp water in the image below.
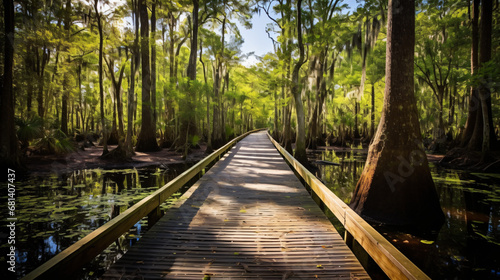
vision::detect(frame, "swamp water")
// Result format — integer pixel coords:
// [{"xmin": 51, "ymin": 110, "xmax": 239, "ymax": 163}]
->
[
  {"xmin": 312, "ymin": 149, "xmax": 500, "ymax": 279},
  {"xmin": 2, "ymin": 150, "xmax": 499, "ymax": 279},
  {"xmin": 0, "ymin": 164, "xmax": 192, "ymax": 279}
]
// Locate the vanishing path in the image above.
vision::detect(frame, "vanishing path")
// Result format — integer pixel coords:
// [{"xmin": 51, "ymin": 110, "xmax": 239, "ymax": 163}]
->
[{"xmin": 103, "ymin": 131, "xmax": 369, "ymax": 279}]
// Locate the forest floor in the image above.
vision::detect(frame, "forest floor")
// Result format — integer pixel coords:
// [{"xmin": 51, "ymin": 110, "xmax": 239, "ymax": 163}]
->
[{"xmin": 24, "ymin": 143, "xmax": 208, "ymax": 175}]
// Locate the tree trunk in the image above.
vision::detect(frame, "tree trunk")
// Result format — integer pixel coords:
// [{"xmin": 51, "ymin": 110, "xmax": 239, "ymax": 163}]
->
[
  {"xmin": 371, "ymin": 83, "xmax": 375, "ymax": 138},
  {"xmin": 291, "ymin": 0, "xmax": 307, "ymax": 164},
  {"xmin": 178, "ymin": 0, "xmax": 199, "ymax": 154},
  {"xmin": 212, "ymin": 15, "xmax": 226, "ymax": 148},
  {"xmin": 274, "ymin": 90, "xmax": 279, "ymax": 139},
  {"xmin": 350, "ymin": 0, "xmax": 444, "ymax": 229},
  {"xmin": 0, "ymin": 0, "xmax": 20, "ymax": 169},
  {"xmin": 95, "ymin": 0, "xmax": 108, "ymax": 156},
  {"xmin": 136, "ymin": 0, "xmax": 160, "ymax": 152},
  {"xmin": 200, "ymin": 40, "xmax": 212, "ymax": 152},
  {"xmin": 60, "ymin": 0, "xmax": 72, "ymax": 136},
  {"xmin": 125, "ymin": 1, "xmax": 139, "ymax": 155},
  {"xmin": 478, "ymin": 0, "xmax": 494, "ymax": 158},
  {"xmin": 186, "ymin": 0, "xmax": 199, "ymax": 80},
  {"xmin": 37, "ymin": 47, "xmax": 49, "ymax": 119},
  {"xmin": 354, "ymin": 101, "xmax": 360, "ymax": 138},
  {"xmin": 106, "ymin": 57, "xmax": 126, "ymax": 146},
  {"xmin": 151, "ymin": 1, "xmax": 157, "ymax": 124},
  {"xmin": 461, "ymin": 0, "xmax": 480, "ymax": 147}
]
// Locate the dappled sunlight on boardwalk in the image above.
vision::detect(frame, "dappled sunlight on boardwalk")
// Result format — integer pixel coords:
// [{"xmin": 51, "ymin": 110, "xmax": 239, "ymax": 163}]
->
[{"xmin": 102, "ymin": 131, "xmax": 369, "ymax": 279}]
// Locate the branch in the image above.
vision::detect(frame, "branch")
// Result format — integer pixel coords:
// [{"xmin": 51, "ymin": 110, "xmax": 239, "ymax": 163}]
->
[
  {"xmin": 415, "ymin": 61, "xmax": 438, "ymax": 100},
  {"xmin": 259, "ymin": 1, "xmax": 282, "ymax": 30},
  {"xmin": 266, "ymin": 29, "xmax": 279, "ymax": 53},
  {"xmin": 328, "ymin": 0, "xmax": 341, "ymax": 21},
  {"xmin": 71, "ymin": 28, "xmax": 87, "ymax": 37}
]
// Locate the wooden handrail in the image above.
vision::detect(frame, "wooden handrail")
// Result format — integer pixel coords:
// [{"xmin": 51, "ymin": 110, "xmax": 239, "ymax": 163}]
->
[
  {"xmin": 22, "ymin": 129, "xmax": 265, "ymax": 280},
  {"xmin": 266, "ymin": 132, "xmax": 430, "ymax": 280}
]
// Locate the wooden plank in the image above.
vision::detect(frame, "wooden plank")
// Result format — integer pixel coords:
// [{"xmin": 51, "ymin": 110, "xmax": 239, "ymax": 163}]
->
[
  {"xmin": 267, "ymin": 132, "xmax": 430, "ymax": 280},
  {"xmin": 21, "ymin": 129, "xmax": 265, "ymax": 280},
  {"xmin": 102, "ymin": 131, "xmax": 369, "ymax": 279}
]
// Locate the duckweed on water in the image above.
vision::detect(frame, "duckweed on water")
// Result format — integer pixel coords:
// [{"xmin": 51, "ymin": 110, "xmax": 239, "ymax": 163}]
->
[
  {"xmin": 0, "ymin": 164, "xmax": 191, "ymax": 279},
  {"xmin": 313, "ymin": 150, "xmax": 500, "ymax": 280}
]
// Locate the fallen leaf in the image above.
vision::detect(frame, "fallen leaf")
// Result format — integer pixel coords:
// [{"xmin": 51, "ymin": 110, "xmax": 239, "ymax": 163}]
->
[
  {"xmin": 420, "ymin": 240, "xmax": 435, "ymax": 245},
  {"xmin": 316, "ymin": 264, "xmax": 323, "ymax": 269},
  {"xmin": 239, "ymin": 209, "xmax": 247, "ymax": 213},
  {"xmin": 234, "ymin": 252, "xmax": 240, "ymax": 255}
]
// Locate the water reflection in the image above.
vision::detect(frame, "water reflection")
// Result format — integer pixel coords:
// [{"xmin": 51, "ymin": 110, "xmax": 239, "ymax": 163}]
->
[
  {"xmin": 0, "ymin": 164, "xmax": 189, "ymax": 279},
  {"xmin": 311, "ymin": 148, "xmax": 500, "ymax": 279}
]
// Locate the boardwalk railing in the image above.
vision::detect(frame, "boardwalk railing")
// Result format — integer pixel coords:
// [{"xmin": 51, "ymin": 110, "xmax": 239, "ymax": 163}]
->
[
  {"xmin": 22, "ymin": 129, "xmax": 265, "ymax": 280},
  {"xmin": 267, "ymin": 132, "xmax": 430, "ymax": 280}
]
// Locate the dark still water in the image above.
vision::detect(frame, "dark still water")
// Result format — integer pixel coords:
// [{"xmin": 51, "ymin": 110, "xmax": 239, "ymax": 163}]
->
[
  {"xmin": 0, "ymin": 164, "xmax": 191, "ymax": 279},
  {"xmin": 311, "ymin": 148, "xmax": 500, "ymax": 280}
]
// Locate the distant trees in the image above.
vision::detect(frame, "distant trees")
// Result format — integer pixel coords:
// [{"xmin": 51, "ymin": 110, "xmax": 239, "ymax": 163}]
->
[
  {"xmin": 0, "ymin": 0, "xmax": 270, "ymax": 163},
  {"xmin": 350, "ymin": 0, "xmax": 444, "ymax": 228},
  {"xmin": 461, "ymin": 0, "xmax": 496, "ymax": 157},
  {"xmin": 1, "ymin": 0, "xmax": 498, "ymax": 170}
]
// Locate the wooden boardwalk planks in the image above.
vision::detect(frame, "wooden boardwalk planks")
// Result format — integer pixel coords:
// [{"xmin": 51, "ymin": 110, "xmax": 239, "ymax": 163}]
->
[{"xmin": 102, "ymin": 131, "xmax": 369, "ymax": 279}]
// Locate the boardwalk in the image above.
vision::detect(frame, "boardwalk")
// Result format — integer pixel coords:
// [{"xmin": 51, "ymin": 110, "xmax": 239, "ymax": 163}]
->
[{"xmin": 103, "ymin": 131, "xmax": 369, "ymax": 279}]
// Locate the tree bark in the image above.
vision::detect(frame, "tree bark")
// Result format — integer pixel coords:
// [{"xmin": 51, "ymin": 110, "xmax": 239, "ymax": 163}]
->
[
  {"xmin": 186, "ymin": 0, "xmax": 199, "ymax": 81},
  {"xmin": 350, "ymin": 0, "xmax": 444, "ymax": 228},
  {"xmin": 212, "ymin": 15, "xmax": 226, "ymax": 148},
  {"xmin": 461, "ymin": 0, "xmax": 480, "ymax": 147},
  {"xmin": 178, "ymin": 0, "xmax": 199, "ymax": 154},
  {"xmin": 0, "ymin": 0, "xmax": 20, "ymax": 169},
  {"xmin": 466, "ymin": 0, "xmax": 497, "ymax": 152},
  {"xmin": 125, "ymin": 0, "xmax": 139, "ymax": 155},
  {"xmin": 60, "ymin": 0, "xmax": 72, "ymax": 136},
  {"xmin": 105, "ymin": 57, "xmax": 126, "ymax": 144},
  {"xmin": 136, "ymin": 0, "xmax": 160, "ymax": 152},
  {"xmin": 200, "ymin": 40, "xmax": 212, "ymax": 152},
  {"xmin": 291, "ymin": 0, "xmax": 307, "ymax": 164},
  {"xmin": 95, "ymin": 0, "xmax": 109, "ymax": 156},
  {"xmin": 478, "ymin": 0, "xmax": 494, "ymax": 158},
  {"xmin": 151, "ymin": 1, "xmax": 157, "ymax": 124},
  {"xmin": 371, "ymin": 83, "xmax": 375, "ymax": 138}
]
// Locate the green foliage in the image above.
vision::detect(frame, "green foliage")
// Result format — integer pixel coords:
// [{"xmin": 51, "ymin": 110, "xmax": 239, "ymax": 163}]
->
[
  {"xmin": 34, "ymin": 129, "xmax": 76, "ymax": 155},
  {"xmin": 191, "ymin": 135, "xmax": 200, "ymax": 147},
  {"xmin": 15, "ymin": 116, "xmax": 44, "ymax": 148}
]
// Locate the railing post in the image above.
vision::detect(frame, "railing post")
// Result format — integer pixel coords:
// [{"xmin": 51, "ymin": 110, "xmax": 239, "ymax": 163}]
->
[
  {"xmin": 148, "ymin": 206, "xmax": 161, "ymax": 227},
  {"xmin": 344, "ymin": 230, "xmax": 354, "ymax": 249}
]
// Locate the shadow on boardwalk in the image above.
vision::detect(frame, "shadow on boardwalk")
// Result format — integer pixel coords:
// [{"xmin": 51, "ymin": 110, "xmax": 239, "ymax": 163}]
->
[{"xmin": 102, "ymin": 131, "xmax": 369, "ymax": 279}]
